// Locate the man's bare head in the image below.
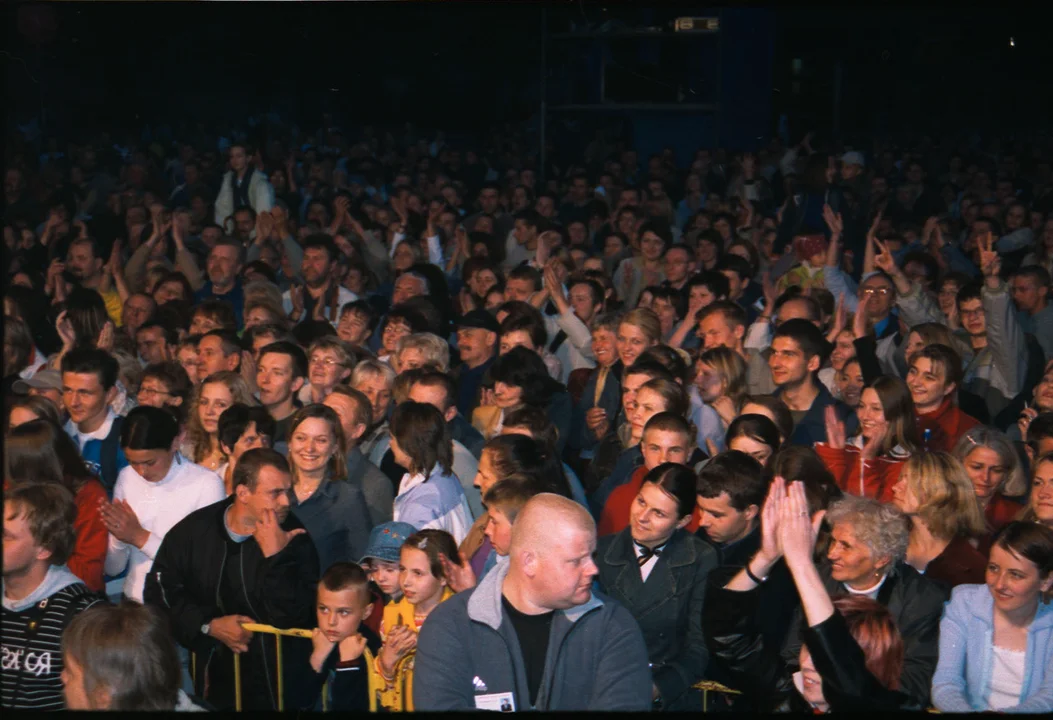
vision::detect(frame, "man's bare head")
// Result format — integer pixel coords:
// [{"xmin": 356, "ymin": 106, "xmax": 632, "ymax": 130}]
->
[{"xmin": 506, "ymin": 494, "xmax": 598, "ymax": 611}]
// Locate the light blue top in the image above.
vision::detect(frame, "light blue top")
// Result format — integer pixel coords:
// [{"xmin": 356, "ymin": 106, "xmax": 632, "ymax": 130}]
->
[{"xmin": 932, "ymin": 584, "xmax": 1053, "ymax": 713}]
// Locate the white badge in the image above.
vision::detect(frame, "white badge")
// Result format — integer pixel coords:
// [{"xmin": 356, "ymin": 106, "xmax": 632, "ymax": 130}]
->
[{"xmin": 475, "ymin": 691, "xmax": 516, "ymax": 712}]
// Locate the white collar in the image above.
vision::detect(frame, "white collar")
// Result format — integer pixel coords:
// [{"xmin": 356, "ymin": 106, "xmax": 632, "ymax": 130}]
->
[
  {"xmin": 66, "ymin": 410, "xmax": 117, "ymax": 448},
  {"xmin": 397, "ymin": 471, "xmax": 429, "ymax": 497},
  {"xmin": 843, "ymin": 572, "xmax": 888, "ymax": 598}
]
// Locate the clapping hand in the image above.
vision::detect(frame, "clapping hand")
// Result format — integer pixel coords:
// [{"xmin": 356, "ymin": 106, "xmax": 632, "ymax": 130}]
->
[
  {"xmin": 824, "ymin": 405, "xmax": 847, "ymax": 449},
  {"xmin": 822, "ymin": 203, "xmax": 843, "ymax": 237},
  {"xmin": 852, "ymin": 292, "xmax": 871, "ymax": 339},
  {"xmin": 438, "ymin": 549, "xmax": 476, "ymax": 593},
  {"xmin": 777, "ymin": 480, "xmax": 825, "ymax": 570}
]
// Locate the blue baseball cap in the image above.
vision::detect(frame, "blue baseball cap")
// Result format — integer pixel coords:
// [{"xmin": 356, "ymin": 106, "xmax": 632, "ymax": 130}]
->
[{"xmin": 359, "ymin": 522, "xmax": 417, "ymax": 564}]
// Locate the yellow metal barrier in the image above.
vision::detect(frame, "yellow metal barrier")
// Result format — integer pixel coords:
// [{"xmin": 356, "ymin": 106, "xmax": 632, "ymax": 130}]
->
[
  {"xmin": 195, "ymin": 623, "xmax": 378, "ymax": 712},
  {"xmin": 692, "ymin": 679, "xmax": 741, "ymax": 712}
]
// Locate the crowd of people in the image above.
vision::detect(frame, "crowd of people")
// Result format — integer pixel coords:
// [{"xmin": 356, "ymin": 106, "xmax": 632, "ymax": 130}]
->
[{"xmin": 2, "ymin": 116, "xmax": 1053, "ymax": 712}]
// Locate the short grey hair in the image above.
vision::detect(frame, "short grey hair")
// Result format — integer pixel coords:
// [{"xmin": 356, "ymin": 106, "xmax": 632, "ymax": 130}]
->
[
  {"xmin": 825, "ymin": 495, "xmax": 909, "ymax": 567},
  {"xmin": 350, "ymin": 358, "xmax": 396, "ymax": 388},
  {"xmin": 589, "ymin": 310, "xmax": 623, "ymax": 334},
  {"xmin": 395, "ymin": 332, "xmax": 450, "ymax": 372},
  {"xmin": 400, "ymin": 270, "xmax": 430, "ymax": 295}
]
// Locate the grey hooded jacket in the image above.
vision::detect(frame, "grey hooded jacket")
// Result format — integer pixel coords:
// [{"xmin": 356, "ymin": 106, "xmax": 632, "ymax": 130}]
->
[{"xmin": 413, "ymin": 558, "xmax": 653, "ymax": 711}]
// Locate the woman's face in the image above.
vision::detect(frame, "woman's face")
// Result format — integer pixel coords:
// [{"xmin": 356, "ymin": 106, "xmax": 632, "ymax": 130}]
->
[
  {"xmin": 938, "ymin": 280, "xmax": 960, "ymax": 316},
  {"xmin": 837, "ymin": 362, "xmax": 865, "ymax": 409},
  {"xmin": 591, "ymin": 328, "xmax": 617, "ymax": 368},
  {"xmin": 616, "ymin": 322, "xmax": 655, "ymax": 367},
  {"xmin": 857, "ymin": 388, "xmax": 889, "ymax": 443},
  {"xmin": 695, "ymin": 361, "xmax": 724, "ymax": 404},
  {"xmin": 469, "ymin": 269, "xmax": 498, "ymax": 298},
  {"xmin": 289, "ymin": 417, "xmax": 336, "ymax": 475},
  {"xmin": 827, "ymin": 522, "xmax": 885, "ymax": 588},
  {"xmin": 964, "ymin": 446, "xmax": 1007, "ymax": 501},
  {"xmin": 830, "ymin": 330, "xmax": 856, "ymax": 371},
  {"xmin": 729, "ymin": 435, "xmax": 773, "ymax": 467},
  {"xmin": 1032, "ymin": 367, "xmax": 1053, "ymax": 412},
  {"xmin": 382, "ymin": 319, "xmax": 411, "ymax": 355},
  {"xmin": 308, "ymin": 348, "xmax": 351, "ymax": 392},
  {"xmin": 244, "ymin": 306, "xmax": 277, "ymax": 331},
  {"xmin": 640, "ymin": 231, "xmax": 665, "ymax": 262},
  {"xmin": 178, "ymin": 347, "xmax": 200, "ymax": 385},
  {"xmin": 399, "ymin": 546, "xmax": 445, "ymax": 607},
  {"xmin": 392, "ymin": 242, "xmax": 416, "ymax": 272},
  {"xmin": 698, "ymin": 239, "xmax": 718, "ymax": 265},
  {"xmin": 604, "ymin": 235, "xmax": 625, "ymax": 258},
  {"xmin": 198, "ymin": 382, "xmax": 234, "ymax": 435},
  {"xmin": 493, "ymin": 380, "xmax": 523, "ymax": 409},
  {"xmin": 904, "ymin": 331, "xmax": 927, "ymax": 364},
  {"xmin": 153, "ymin": 280, "xmax": 184, "ymax": 305},
  {"xmin": 338, "ymin": 310, "xmax": 370, "ymax": 346},
  {"xmin": 474, "ymin": 449, "xmax": 499, "ymax": 496},
  {"xmin": 797, "ymin": 648, "xmax": 828, "ymax": 710},
  {"xmin": 890, "ymin": 472, "xmax": 922, "ymax": 514},
  {"xmin": 343, "ymin": 267, "xmax": 365, "ymax": 295},
  {"xmin": 630, "ymin": 481, "xmax": 688, "ymax": 548},
  {"xmin": 629, "ymin": 387, "xmax": 669, "ymax": 443},
  {"xmin": 985, "ymin": 543, "xmax": 1053, "ymax": 616}
]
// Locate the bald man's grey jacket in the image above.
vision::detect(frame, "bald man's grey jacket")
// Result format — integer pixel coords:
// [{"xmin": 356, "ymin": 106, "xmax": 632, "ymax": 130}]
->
[{"xmin": 412, "ymin": 558, "xmax": 653, "ymax": 711}]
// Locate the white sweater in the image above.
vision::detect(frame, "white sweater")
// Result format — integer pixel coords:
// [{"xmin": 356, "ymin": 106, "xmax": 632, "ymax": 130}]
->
[{"xmin": 104, "ymin": 454, "xmax": 225, "ymax": 601}]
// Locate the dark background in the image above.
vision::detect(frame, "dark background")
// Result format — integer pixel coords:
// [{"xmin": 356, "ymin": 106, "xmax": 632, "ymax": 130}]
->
[{"xmin": 5, "ymin": 3, "xmax": 1048, "ymax": 155}]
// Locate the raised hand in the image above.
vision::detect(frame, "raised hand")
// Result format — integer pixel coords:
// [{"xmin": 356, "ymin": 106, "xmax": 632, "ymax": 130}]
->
[
  {"xmin": 822, "ymin": 203, "xmax": 843, "ymax": 237},
  {"xmin": 866, "ymin": 210, "xmax": 883, "ymax": 244},
  {"xmin": 826, "ymin": 293, "xmax": 847, "ymax": 343},
  {"xmin": 761, "ymin": 270, "xmax": 777, "ymax": 319},
  {"xmin": 852, "ymin": 292, "xmax": 871, "ymax": 339},
  {"xmin": 758, "ymin": 476, "xmax": 786, "ymax": 566},
  {"xmin": 289, "ymin": 283, "xmax": 305, "ymax": 320},
  {"xmin": 824, "ymin": 405, "xmax": 847, "ymax": 449},
  {"xmin": 872, "ymin": 237, "xmax": 897, "ymax": 275},
  {"xmin": 252, "ymin": 508, "xmax": 306, "ymax": 558},
  {"xmin": 777, "ymin": 480, "xmax": 825, "ymax": 569},
  {"xmin": 438, "ymin": 549, "xmax": 476, "ymax": 593},
  {"xmin": 56, "ymin": 309, "xmax": 76, "ymax": 348},
  {"xmin": 978, "ymin": 231, "xmax": 1001, "ymax": 281},
  {"xmin": 271, "ymin": 205, "xmax": 290, "ymax": 238}
]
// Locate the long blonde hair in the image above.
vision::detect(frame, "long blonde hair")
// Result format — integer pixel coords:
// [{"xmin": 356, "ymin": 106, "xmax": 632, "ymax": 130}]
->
[
  {"xmin": 900, "ymin": 452, "xmax": 986, "ymax": 540},
  {"xmin": 186, "ymin": 371, "xmax": 257, "ymax": 463},
  {"xmin": 698, "ymin": 346, "xmax": 748, "ymax": 409}
]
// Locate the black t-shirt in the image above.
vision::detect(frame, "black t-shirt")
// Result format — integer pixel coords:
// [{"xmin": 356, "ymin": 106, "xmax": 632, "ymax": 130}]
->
[{"xmin": 501, "ymin": 596, "xmax": 554, "ymax": 707}]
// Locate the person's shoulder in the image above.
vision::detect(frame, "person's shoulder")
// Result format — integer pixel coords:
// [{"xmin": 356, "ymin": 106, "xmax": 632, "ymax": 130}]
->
[
  {"xmin": 76, "ymin": 477, "xmax": 109, "ymax": 503},
  {"xmin": 895, "ymin": 563, "xmax": 950, "ymax": 604},
  {"xmin": 58, "ymin": 582, "xmax": 105, "ymax": 613},
  {"xmin": 947, "ymin": 582, "xmax": 988, "ymax": 607}
]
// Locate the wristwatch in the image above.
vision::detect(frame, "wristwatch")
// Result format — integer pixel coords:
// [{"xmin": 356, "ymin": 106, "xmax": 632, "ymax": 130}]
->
[{"xmin": 201, "ymin": 622, "xmax": 211, "ymax": 637}]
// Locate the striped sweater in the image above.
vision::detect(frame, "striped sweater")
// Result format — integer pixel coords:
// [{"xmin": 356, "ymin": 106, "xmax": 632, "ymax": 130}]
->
[{"xmin": 2, "ymin": 567, "xmax": 103, "ymax": 710}]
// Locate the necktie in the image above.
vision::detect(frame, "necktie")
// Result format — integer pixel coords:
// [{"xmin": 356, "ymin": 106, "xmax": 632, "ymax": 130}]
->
[
  {"xmin": 635, "ymin": 541, "xmax": 665, "ymax": 566},
  {"xmin": 593, "ymin": 365, "xmax": 610, "ymax": 406},
  {"xmin": 549, "ymin": 329, "xmax": 568, "ymax": 353}
]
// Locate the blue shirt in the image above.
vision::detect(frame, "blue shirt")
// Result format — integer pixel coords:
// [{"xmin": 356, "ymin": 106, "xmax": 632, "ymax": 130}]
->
[{"xmin": 193, "ymin": 280, "xmax": 244, "ymax": 327}]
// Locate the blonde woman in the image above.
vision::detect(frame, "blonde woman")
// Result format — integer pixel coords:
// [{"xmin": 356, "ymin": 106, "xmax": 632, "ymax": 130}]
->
[
  {"xmin": 952, "ymin": 427, "xmax": 1029, "ymax": 537},
  {"xmin": 695, "ymin": 346, "xmax": 748, "ymax": 429},
  {"xmin": 287, "ymin": 404, "xmax": 372, "ymax": 571},
  {"xmin": 393, "ymin": 332, "xmax": 450, "ymax": 374},
  {"xmin": 890, "ymin": 452, "xmax": 987, "ymax": 589},
  {"xmin": 1019, "ymin": 452, "xmax": 1053, "ymax": 529},
  {"xmin": 183, "ymin": 371, "xmax": 257, "ymax": 471},
  {"xmin": 615, "ymin": 307, "xmax": 661, "ymax": 371}
]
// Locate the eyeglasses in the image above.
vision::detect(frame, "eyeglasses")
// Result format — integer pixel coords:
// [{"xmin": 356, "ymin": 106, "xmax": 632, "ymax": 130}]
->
[
  {"xmin": 138, "ymin": 386, "xmax": 173, "ymax": 398},
  {"xmin": 959, "ymin": 307, "xmax": 985, "ymax": 318},
  {"xmin": 309, "ymin": 356, "xmax": 345, "ymax": 367},
  {"xmin": 861, "ymin": 287, "xmax": 892, "ymax": 297}
]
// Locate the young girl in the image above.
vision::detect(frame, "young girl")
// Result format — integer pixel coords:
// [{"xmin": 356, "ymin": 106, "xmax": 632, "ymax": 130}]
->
[
  {"xmin": 816, "ymin": 376, "xmax": 920, "ymax": 503},
  {"xmin": 374, "ymin": 529, "xmax": 459, "ymax": 711},
  {"xmin": 183, "ymin": 371, "xmax": 256, "ymax": 471}
]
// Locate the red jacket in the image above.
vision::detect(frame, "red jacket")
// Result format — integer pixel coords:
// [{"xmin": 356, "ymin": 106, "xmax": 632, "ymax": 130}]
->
[
  {"xmin": 815, "ymin": 442, "xmax": 908, "ymax": 504},
  {"xmin": 597, "ymin": 465, "xmax": 701, "ymax": 537},
  {"xmin": 71, "ymin": 479, "xmax": 109, "ymax": 593},
  {"xmin": 916, "ymin": 398, "xmax": 981, "ymax": 453},
  {"xmin": 977, "ymin": 494, "xmax": 1026, "ymax": 556}
]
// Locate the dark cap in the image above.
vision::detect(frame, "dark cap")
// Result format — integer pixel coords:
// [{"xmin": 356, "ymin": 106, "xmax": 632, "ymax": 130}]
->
[{"xmin": 456, "ymin": 309, "xmax": 499, "ymax": 333}]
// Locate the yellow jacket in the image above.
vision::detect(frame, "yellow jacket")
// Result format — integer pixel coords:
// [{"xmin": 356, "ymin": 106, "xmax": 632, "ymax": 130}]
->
[{"xmin": 373, "ymin": 587, "xmax": 456, "ymax": 711}]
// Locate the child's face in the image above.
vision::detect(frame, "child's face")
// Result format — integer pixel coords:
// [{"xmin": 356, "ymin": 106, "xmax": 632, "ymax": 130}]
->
[
  {"xmin": 484, "ymin": 508, "xmax": 514, "ymax": 556},
  {"xmin": 316, "ymin": 586, "xmax": 372, "ymax": 643},
  {"xmin": 367, "ymin": 558, "xmax": 401, "ymax": 597},
  {"xmin": 399, "ymin": 547, "xmax": 445, "ymax": 606}
]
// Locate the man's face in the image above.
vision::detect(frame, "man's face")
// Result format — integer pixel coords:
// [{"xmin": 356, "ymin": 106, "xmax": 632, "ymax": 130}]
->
[
  {"xmin": 256, "ymin": 352, "xmax": 301, "ymax": 410},
  {"xmin": 316, "ymin": 585, "xmax": 372, "ymax": 645},
  {"xmin": 504, "ymin": 277, "xmax": 535, "ymax": 303},
  {"xmin": 301, "ymin": 247, "xmax": 333, "ymax": 288},
  {"xmin": 62, "ymin": 371, "xmax": 113, "ymax": 427},
  {"xmin": 202, "ymin": 334, "xmax": 239, "ymax": 376},
  {"xmin": 479, "ymin": 188, "xmax": 499, "ymax": 214},
  {"xmin": 620, "ymin": 371, "xmax": 651, "ymax": 417},
  {"xmin": 354, "ymin": 374, "xmax": 392, "ymax": 423},
  {"xmin": 229, "ymin": 146, "xmax": 248, "ymax": 173},
  {"xmin": 535, "ymin": 196, "xmax": 556, "ymax": 219},
  {"xmin": 769, "ymin": 336, "xmax": 816, "ymax": 388},
  {"xmin": 663, "ymin": 248, "xmax": 692, "ymax": 284},
  {"xmin": 570, "ymin": 177, "xmax": 589, "ymax": 202},
  {"xmin": 307, "ymin": 202, "xmax": 329, "ymax": 228},
  {"xmin": 530, "ymin": 524, "xmax": 598, "ymax": 610},
  {"xmin": 125, "ymin": 447, "xmax": 176, "ymax": 484},
  {"xmin": 338, "ymin": 310, "xmax": 371, "ymax": 346},
  {"xmin": 650, "ymin": 296, "xmax": 677, "ymax": 336},
  {"xmin": 323, "ymin": 394, "xmax": 365, "ymax": 445},
  {"xmin": 234, "ymin": 210, "xmax": 254, "ymax": 239},
  {"xmin": 3, "ymin": 502, "xmax": 49, "ymax": 581},
  {"xmin": 240, "ymin": 465, "xmax": 293, "ymax": 523},
  {"xmin": 907, "ymin": 357, "xmax": 953, "ymax": 411},
  {"xmin": 122, "ymin": 295, "xmax": 154, "ymax": 334},
  {"xmin": 136, "ymin": 326, "xmax": 171, "ymax": 365},
  {"xmin": 640, "ymin": 429, "xmax": 690, "ymax": 470},
  {"xmin": 200, "ymin": 226, "xmax": 223, "ymax": 249},
  {"xmin": 513, "ymin": 219, "xmax": 536, "ymax": 247},
  {"xmin": 958, "ymin": 298, "xmax": 986, "ymax": 337},
  {"xmin": 720, "ymin": 270, "xmax": 747, "ymax": 301},
  {"xmin": 207, "ymin": 245, "xmax": 241, "ymax": 288},
  {"xmin": 696, "ymin": 491, "xmax": 756, "ymax": 545},
  {"xmin": 408, "ymin": 384, "xmax": 452, "ymax": 420},
  {"xmin": 28, "ymin": 385, "xmax": 64, "ymax": 411},
  {"xmin": 484, "ymin": 508, "xmax": 515, "ymax": 556},
  {"xmin": 567, "ymin": 283, "xmax": 600, "ymax": 324},
  {"xmin": 66, "ymin": 242, "xmax": 100, "ymax": 282},
  {"xmin": 457, "ymin": 327, "xmax": 496, "ymax": 367},
  {"xmin": 392, "ymin": 274, "xmax": 425, "ymax": 305},
  {"xmin": 859, "ymin": 276, "xmax": 894, "ymax": 318},
  {"xmin": 841, "ymin": 162, "xmax": 862, "ymax": 181},
  {"xmin": 1010, "ymin": 275, "xmax": 1046, "ymax": 314}
]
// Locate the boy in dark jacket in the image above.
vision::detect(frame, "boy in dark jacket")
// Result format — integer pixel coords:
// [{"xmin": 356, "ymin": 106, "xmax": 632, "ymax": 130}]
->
[
  {"xmin": 143, "ymin": 448, "xmax": 320, "ymax": 711},
  {"xmin": 309, "ymin": 562, "xmax": 382, "ymax": 711}
]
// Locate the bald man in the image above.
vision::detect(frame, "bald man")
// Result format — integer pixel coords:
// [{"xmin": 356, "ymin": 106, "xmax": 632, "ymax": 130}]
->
[{"xmin": 413, "ymin": 494, "xmax": 652, "ymax": 710}]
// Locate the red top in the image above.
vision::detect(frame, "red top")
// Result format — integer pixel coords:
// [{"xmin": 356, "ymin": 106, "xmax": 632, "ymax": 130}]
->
[
  {"xmin": 71, "ymin": 479, "xmax": 109, "ymax": 593},
  {"xmin": 916, "ymin": 398, "xmax": 981, "ymax": 453},
  {"xmin": 814, "ymin": 442, "xmax": 907, "ymax": 505},
  {"xmin": 977, "ymin": 494, "xmax": 1026, "ymax": 556},
  {"xmin": 597, "ymin": 465, "xmax": 701, "ymax": 537}
]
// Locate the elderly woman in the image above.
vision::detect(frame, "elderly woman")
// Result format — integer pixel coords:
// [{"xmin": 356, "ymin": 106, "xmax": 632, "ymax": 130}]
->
[
  {"xmin": 299, "ymin": 337, "xmax": 355, "ymax": 404},
  {"xmin": 704, "ymin": 479, "xmax": 913, "ymax": 712},
  {"xmin": 932, "ymin": 522, "xmax": 1053, "ymax": 713},
  {"xmin": 771, "ymin": 495, "xmax": 948, "ymax": 708},
  {"xmin": 393, "ymin": 332, "xmax": 450, "ymax": 374}
]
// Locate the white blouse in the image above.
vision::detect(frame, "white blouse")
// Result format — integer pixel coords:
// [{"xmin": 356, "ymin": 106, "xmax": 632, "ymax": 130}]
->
[{"xmin": 987, "ymin": 646, "xmax": 1026, "ymax": 711}]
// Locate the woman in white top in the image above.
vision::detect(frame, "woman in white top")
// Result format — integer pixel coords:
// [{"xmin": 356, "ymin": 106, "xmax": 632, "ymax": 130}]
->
[
  {"xmin": 932, "ymin": 522, "xmax": 1053, "ymax": 713},
  {"xmin": 101, "ymin": 406, "xmax": 225, "ymax": 602}
]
